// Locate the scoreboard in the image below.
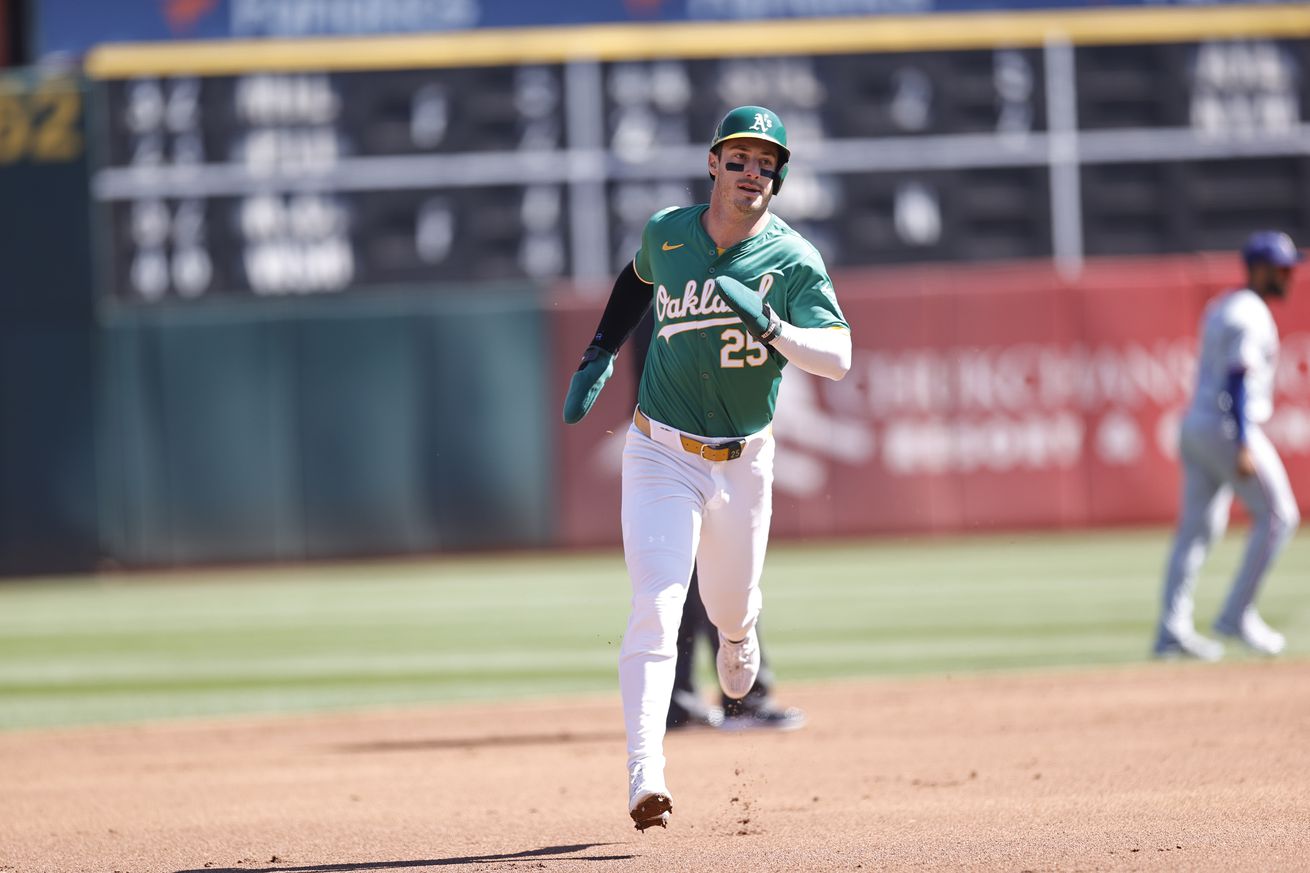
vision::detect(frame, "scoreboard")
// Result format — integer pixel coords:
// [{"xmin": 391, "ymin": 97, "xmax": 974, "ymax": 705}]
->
[
  {"xmin": 93, "ymin": 67, "xmax": 570, "ymax": 300},
  {"xmin": 85, "ymin": 7, "xmax": 1310, "ymax": 303}
]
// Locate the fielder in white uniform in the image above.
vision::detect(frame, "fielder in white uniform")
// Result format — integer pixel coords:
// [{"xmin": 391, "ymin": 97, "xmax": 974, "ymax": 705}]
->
[
  {"xmin": 1155, "ymin": 230, "xmax": 1303, "ymax": 660},
  {"xmin": 561, "ymin": 106, "xmax": 851, "ymax": 830}
]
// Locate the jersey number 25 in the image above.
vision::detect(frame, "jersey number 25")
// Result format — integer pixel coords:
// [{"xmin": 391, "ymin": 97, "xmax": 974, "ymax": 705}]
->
[{"xmin": 720, "ymin": 328, "xmax": 769, "ymax": 368}]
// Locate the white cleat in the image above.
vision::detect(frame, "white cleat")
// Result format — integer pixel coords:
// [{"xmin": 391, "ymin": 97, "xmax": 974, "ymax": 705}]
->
[
  {"xmin": 628, "ymin": 760, "xmax": 672, "ymax": 832},
  {"xmin": 717, "ymin": 627, "xmax": 761, "ymax": 700},
  {"xmin": 1214, "ymin": 610, "xmax": 1286, "ymax": 656},
  {"xmin": 1152, "ymin": 625, "xmax": 1224, "ymax": 662}
]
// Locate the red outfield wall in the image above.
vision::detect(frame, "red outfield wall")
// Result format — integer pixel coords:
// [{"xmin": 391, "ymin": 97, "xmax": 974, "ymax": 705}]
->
[{"xmin": 550, "ymin": 254, "xmax": 1310, "ymax": 547}]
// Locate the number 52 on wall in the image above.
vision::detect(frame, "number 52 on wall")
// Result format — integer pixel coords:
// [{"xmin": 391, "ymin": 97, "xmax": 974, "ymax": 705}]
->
[{"xmin": 0, "ymin": 77, "xmax": 83, "ymax": 164}]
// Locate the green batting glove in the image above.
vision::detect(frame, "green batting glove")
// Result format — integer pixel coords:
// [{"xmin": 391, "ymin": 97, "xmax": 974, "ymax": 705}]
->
[
  {"xmin": 714, "ymin": 276, "xmax": 782, "ymax": 345},
  {"xmin": 562, "ymin": 345, "xmax": 616, "ymax": 424}
]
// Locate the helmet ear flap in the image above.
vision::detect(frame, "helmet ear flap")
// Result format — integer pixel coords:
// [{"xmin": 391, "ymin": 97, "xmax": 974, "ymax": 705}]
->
[{"xmin": 771, "ymin": 164, "xmax": 788, "ymax": 195}]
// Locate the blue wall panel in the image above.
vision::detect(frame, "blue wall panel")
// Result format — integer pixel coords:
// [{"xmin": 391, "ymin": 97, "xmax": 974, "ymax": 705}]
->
[{"xmin": 39, "ymin": 0, "xmax": 1278, "ymax": 59}]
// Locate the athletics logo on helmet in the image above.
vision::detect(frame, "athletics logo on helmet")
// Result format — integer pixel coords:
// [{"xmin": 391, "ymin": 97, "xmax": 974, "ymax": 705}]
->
[
  {"xmin": 1242, "ymin": 230, "xmax": 1304, "ymax": 268},
  {"xmin": 709, "ymin": 105, "xmax": 791, "ymax": 194}
]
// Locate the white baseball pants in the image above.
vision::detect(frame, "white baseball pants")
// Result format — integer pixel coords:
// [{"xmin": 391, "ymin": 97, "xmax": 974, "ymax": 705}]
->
[
  {"xmin": 618, "ymin": 411, "xmax": 775, "ymax": 770},
  {"xmin": 1160, "ymin": 415, "xmax": 1299, "ymax": 634}
]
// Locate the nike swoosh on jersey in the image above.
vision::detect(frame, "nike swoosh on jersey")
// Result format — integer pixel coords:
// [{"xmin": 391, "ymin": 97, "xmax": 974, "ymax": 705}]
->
[{"xmin": 661, "ymin": 241, "xmax": 685, "ymax": 251}]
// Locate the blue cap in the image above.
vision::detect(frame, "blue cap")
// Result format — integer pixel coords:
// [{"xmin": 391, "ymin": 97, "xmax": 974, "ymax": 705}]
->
[{"xmin": 1242, "ymin": 230, "xmax": 1304, "ymax": 268}]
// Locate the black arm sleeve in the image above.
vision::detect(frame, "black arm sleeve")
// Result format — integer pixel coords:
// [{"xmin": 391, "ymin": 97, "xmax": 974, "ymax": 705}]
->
[{"xmin": 589, "ymin": 262, "xmax": 653, "ymax": 355}]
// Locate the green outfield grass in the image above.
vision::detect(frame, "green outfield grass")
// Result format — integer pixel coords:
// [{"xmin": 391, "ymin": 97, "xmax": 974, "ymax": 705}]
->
[{"xmin": 1, "ymin": 527, "xmax": 1306, "ymax": 730}]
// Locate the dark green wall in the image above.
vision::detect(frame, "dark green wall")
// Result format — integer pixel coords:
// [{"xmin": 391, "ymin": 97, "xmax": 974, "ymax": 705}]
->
[
  {"xmin": 0, "ymin": 69, "xmax": 560, "ymax": 574},
  {"xmin": 97, "ymin": 293, "xmax": 554, "ymax": 567},
  {"xmin": 0, "ymin": 71, "xmax": 98, "ymax": 575}
]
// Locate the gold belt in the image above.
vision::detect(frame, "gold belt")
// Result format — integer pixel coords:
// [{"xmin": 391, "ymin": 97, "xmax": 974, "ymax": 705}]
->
[{"xmin": 634, "ymin": 408, "xmax": 746, "ymax": 462}]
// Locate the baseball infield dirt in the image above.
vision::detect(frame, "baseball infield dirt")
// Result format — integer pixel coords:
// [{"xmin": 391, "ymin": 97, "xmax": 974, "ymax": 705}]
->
[{"xmin": 2, "ymin": 661, "xmax": 1308, "ymax": 873}]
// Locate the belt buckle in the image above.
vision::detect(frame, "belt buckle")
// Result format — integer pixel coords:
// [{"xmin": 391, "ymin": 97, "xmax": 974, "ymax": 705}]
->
[{"xmin": 701, "ymin": 439, "xmax": 745, "ymax": 462}]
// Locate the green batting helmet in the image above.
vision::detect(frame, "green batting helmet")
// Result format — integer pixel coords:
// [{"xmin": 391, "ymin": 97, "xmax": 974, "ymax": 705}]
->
[{"xmin": 709, "ymin": 105, "xmax": 790, "ymax": 194}]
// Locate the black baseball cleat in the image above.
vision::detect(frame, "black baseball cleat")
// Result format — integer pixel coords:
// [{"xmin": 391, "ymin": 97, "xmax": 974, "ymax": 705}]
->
[
  {"xmin": 666, "ymin": 704, "xmax": 725, "ymax": 731},
  {"xmin": 630, "ymin": 793, "xmax": 673, "ymax": 831},
  {"xmin": 719, "ymin": 704, "xmax": 807, "ymax": 732}
]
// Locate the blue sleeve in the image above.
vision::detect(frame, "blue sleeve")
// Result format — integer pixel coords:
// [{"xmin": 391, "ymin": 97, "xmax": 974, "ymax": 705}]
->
[{"xmin": 1224, "ymin": 369, "xmax": 1247, "ymax": 444}]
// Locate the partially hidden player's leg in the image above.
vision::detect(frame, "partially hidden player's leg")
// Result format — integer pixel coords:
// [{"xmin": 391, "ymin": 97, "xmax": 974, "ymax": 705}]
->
[
  {"xmin": 666, "ymin": 569, "xmax": 724, "ymax": 730},
  {"xmin": 697, "ymin": 436, "xmax": 774, "ymax": 698},
  {"xmin": 1214, "ymin": 425, "xmax": 1300, "ymax": 655},
  {"xmin": 619, "ymin": 424, "xmax": 702, "ymax": 828},
  {"xmin": 1157, "ymin": 424, "xmax": 1231, "ymax": 660}
]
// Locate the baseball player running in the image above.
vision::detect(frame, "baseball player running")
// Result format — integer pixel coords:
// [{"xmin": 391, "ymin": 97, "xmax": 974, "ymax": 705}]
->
[
  {"xmin": 1154, "ymin": 230, "xmax": 1302, "ymax": 660},
  {"xmin": 562, "ymin": 106, "xmax": 850, "ymax": 830}
]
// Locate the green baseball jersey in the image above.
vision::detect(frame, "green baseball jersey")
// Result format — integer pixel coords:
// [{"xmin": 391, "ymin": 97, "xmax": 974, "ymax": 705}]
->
[{"xmin": 633, "ymin": 204, "xmax": 847, "ymax": 438}]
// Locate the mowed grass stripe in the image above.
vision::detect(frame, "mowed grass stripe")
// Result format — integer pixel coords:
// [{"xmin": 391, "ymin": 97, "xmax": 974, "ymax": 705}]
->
[
  {"xmin": 0, "ymin": 677, "xmax": 615, "ymax": 728},
  {"xmin": 0, "ymin": 649, "xmax": 619, "ymax": 683},
  {"xmin": 0, "ymin": 528, "xmax": 1305, "ymax": 730},
  {"xmin": 0, "ymin": 563, "xmax": 630, "ymax": 633}
]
